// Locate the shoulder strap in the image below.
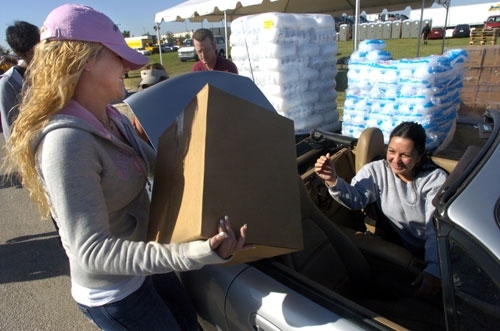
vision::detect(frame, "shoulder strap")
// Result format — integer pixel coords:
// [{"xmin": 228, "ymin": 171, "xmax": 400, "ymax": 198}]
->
[
  {"xmin": 10, "ymin": 66, "xmax": 25, "ymax": 86},
  {"xmin": 14, "ymin": 65, "xmax": 26, "ymax": 77}
]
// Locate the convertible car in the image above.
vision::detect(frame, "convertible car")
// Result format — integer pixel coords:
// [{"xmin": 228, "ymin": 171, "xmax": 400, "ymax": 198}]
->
[
  {"xmin": 178, "ymin": 109, "xmax": 499, "ymax": 331},
  {"xmin": 126, "ymin": 73, "xmax": 500, "ymax": 331}
]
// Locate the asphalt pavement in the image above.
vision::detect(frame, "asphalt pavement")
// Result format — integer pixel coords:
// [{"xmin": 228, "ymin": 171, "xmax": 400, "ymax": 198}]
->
[{"xmin": 0, "ymin": 135, "xmax": 97, "ymax": 331}]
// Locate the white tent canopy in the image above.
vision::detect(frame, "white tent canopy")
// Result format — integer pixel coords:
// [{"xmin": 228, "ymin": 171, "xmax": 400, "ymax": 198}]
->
[
  {"xmin": 154, "ymin": 0, "xmax": 435, "ymax": 54},
  {"xmin": 155, "ymin": 0, "xmax": 434, "ymax": 56},
  {"xmin": 154, "ymin": 0, "xmax": 434, "ymax": 24}
]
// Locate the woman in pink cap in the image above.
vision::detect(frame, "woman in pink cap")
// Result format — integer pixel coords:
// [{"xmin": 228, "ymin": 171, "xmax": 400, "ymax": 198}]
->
[{"xmin": 4, "ymin": 4, "xmax": 248, "ymax": 330}]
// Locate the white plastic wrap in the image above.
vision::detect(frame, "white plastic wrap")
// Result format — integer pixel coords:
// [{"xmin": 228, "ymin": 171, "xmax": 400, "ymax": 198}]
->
[
  {"xmin": 231, "ymin": 12, "xmax": 340, "ymax": 134},
  {"xmin": 342, "ymin": 40, "xmax": 467, "ymax": 152}
]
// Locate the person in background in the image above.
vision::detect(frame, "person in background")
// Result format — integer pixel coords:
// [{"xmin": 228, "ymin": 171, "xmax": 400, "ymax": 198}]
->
[
  {"xmin": 421, "ymin": 23, "xmax": 431, "ymax": 45},
  {"xmin": 132, "ymin": 62, "xmax": 169, "ymax": 143},
  {"xmin": 0, "ymin": 55, "xmax": 18, "ymax": 75},
  {"xmin": 0, "ymin": 21, "xmax": 40, "ymax": 140},
  {"xmin": 314, "ymin": 122, "xmax": 447, "ymax": 298},
  {"xmin": 138, "ymin": 62, "xmax": 169, "ymax": 89},
  {"xmin": 4, "ymin": 4, "xmax": 248, "ymax": 330},
  {"xmin": 191, "ymin": 28, "xmax": 238, "ymax": 74}
]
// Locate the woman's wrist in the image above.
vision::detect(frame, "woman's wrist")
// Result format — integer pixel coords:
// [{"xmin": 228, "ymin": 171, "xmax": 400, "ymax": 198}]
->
[{"xmin": 325, "ymin": 177, "xmax": 337, "ymax": 188}]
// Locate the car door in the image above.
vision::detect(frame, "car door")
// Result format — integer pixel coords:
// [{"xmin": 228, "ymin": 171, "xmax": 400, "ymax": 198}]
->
[
  {"xmin": 180, "ymin": 262, "xmax": 396, "ymax": 331},
  {"xmin": 434, "ymin": 110, "xmax": 500, "ymax": 330}
]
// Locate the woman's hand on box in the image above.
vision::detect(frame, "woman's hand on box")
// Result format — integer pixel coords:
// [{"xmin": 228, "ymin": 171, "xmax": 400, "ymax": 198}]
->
[{"xmin": 209, "ymin": 216, "xmax": 248, "ymax": 259}]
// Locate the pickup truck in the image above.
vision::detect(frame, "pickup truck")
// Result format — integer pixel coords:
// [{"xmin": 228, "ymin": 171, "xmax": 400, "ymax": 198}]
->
[{"xmin": 484, "ymin": 14, "xmax": 500, "ymax": 29}]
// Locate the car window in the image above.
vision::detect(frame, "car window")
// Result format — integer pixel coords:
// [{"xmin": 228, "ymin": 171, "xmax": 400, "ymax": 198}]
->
[{"xmin": 448, "ymin": 240, "xmax": 500, "ymax": 329}]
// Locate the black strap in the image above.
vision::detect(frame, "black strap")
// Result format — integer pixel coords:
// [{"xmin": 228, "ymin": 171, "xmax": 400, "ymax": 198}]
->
[{"xmin": 13, "ymin": 65, "xmax": 26, "ymax": 78}]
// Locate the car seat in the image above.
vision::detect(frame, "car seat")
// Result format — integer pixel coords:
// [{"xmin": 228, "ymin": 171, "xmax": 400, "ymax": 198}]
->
[
  {"xmin": 277, "ymin": 176, "xmax": 372, "ymax": 299},
  {"xmin": 346, "ymin": 127, "xmax": 428, "ymax": 271},
  {"xmin": 353, "ymin": 127, "xmax": 386, "ymax": 173}
]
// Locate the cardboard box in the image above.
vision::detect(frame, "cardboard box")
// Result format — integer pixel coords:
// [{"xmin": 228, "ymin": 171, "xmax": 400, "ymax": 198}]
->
[
  {"xmin": 460, "ymin": 84, "xmax": 477, "ymax": 104},
  {"xmin": 462, "ymin": 67, "xmax": 481, "ymax": 85},
  {"xmin": 148, "ymin": 84, "xmax": 303, "ymax": 264},
  {"xmin": 482, "ymin": 46, "xmax": 500, "ymax": 67},
  {"xmin": 480, "ymin": 67, "xmax": 500, "ymax": 84},
  {"xmin": 463, "ymin": 67, "xmax": 500, "ymax": 87},
  {"xmin": 476, "ymin": 83, "xmax": 500, "ymax": 103},
  {"xmin": 464, "ymin": 46, "xmax": 485, "ymax": 68}
]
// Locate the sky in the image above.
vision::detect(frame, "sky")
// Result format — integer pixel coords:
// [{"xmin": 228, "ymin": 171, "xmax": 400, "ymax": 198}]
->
[
  {"xmin": 0, "ymin": 0, "xmax": 193, "ymax": 49},
  {"xmin": 0, "ymin": 0, "xmax": 493, "ymax": 50}
]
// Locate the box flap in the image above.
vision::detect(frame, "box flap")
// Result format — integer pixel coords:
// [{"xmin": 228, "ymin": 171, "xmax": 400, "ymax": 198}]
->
[{"xmin": 124, "ymin": 71, "xmax": 277, "ymax": 150}]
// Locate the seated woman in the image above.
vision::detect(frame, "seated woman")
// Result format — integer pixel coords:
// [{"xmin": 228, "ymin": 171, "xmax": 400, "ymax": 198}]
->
[{"xmin": 314, "ymin": 121, "xmax": 447, "ymax": 297}]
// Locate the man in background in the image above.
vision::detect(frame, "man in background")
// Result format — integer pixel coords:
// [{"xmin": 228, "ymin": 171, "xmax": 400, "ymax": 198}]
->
[
  {"xmin": 192, "ymin": 28, "xmax": 238, "ymax": 74},
  {"xmin": 421, "ymin": 23, "xmax": 431, "ymax": 45},
  {"xmin": 0, "ymin": 21, "xmax": 40, "ymax": 139}
]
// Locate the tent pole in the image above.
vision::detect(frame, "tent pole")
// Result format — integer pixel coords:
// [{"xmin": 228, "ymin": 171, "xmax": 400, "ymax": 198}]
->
[
  {"xmin": 441, "ymin": 0, "xmax": 451, "ymax": 54},
  {"xmin": 156, "ymin": 22, "xmax": 163, "ymax": 65},
  {"xmin": 224, "ymin": 11, "xmax": 229, "ymax": 59},
  {"xmin": 416, "ymin": 0, "xmax": 425, "ymax": 57},
  {"xmin": 353, "ymin": 0, "xmax": 360, "ymax": 51}
]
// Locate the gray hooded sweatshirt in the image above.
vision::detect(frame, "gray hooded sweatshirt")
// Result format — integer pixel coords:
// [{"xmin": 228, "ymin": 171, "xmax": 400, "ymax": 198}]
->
[
  {"xmin": 328, "ymin": 159, "xmax": 447, "ymax": 278},
  {"xmin": 35, "ymin": 100, "xmax": 225, "ymax": 306}
]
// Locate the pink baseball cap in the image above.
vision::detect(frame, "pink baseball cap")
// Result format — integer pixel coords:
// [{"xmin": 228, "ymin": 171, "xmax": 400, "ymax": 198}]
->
[{"xmin": 40, "ymin": 4, "xmax": 148, "ymax": 69}]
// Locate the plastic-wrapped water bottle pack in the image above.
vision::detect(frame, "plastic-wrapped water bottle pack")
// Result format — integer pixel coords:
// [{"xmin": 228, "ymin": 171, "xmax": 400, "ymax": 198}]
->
[
  {"xmin": 231, "ymin": 12, "xmax": 341, "ymax": 134},
  {"xmin": 342, "ymin": 39, "xmax": 468, "ymax": 152}
]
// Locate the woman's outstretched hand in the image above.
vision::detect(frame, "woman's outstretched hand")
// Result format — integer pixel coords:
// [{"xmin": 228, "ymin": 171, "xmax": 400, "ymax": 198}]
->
[
  {"xmin": 315, "ymin": 153, "xmax": 338, "ymax": 187},
  {"xmin": 209, "ymin": 216, "xmax": 249, "ymax": 259}
]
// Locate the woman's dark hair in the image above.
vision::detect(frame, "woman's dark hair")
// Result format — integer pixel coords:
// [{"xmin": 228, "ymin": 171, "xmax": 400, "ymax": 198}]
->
[
  {"xmin": 390, "ymin": 121, "xmax": 427, "ymax": 156},
  {"xmin": 6, "ymin": 21, "xmax": 40, "ymax": 55}
]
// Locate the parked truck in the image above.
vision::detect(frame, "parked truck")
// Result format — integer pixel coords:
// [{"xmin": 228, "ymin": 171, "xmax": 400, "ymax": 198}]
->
[
  {"xmin": 409, "ymin": 2, "xmax": 500, "ymax": 28},
  {"xmin": 125, "ymin": 36, "xmax": 158, "ymax": 54}
]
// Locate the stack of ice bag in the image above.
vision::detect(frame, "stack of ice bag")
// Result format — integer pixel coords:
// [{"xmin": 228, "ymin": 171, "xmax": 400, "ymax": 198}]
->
[
  {"xmin": 230, "ymin": 12, "xmax": 341, "ymax": 134},
  {"xmin": 342, "ymin": 39, "xmax": 468, "ymax": 152}
]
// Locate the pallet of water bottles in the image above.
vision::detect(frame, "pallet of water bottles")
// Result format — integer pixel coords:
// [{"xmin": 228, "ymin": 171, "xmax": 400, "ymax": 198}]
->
[{"xmin": 342, "ymin": 39, "xmax": 468, "ymax": 152}]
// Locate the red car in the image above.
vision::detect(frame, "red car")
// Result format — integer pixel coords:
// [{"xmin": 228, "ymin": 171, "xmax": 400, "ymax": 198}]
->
[
  {"xmin": 485, "ymin": 15, "xmax": 500, "ymax": 29},
  {"xmin": 428, "ymin": 27, "xmax": 445, "ymax": 39}
]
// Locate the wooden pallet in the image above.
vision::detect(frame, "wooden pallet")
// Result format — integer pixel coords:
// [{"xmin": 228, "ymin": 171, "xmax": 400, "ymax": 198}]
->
[{"xmin": 470, "ymin": 28, "xmax": 500, "ymax": 45}]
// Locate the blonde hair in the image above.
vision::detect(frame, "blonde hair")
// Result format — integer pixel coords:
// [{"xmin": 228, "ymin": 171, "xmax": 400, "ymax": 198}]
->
[{"xmin": 3, "ymin": 40, "xmax": 104, "ymax": 218}]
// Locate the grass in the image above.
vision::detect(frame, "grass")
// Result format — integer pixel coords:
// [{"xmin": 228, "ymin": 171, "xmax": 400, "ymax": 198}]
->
[
  {"xmin": 125, "ymin": 37, "xmax": 473, "ymax": 118},
  {"xmin": 335, "ymin": 37, "xmax": 471, "ymax": 61}
]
